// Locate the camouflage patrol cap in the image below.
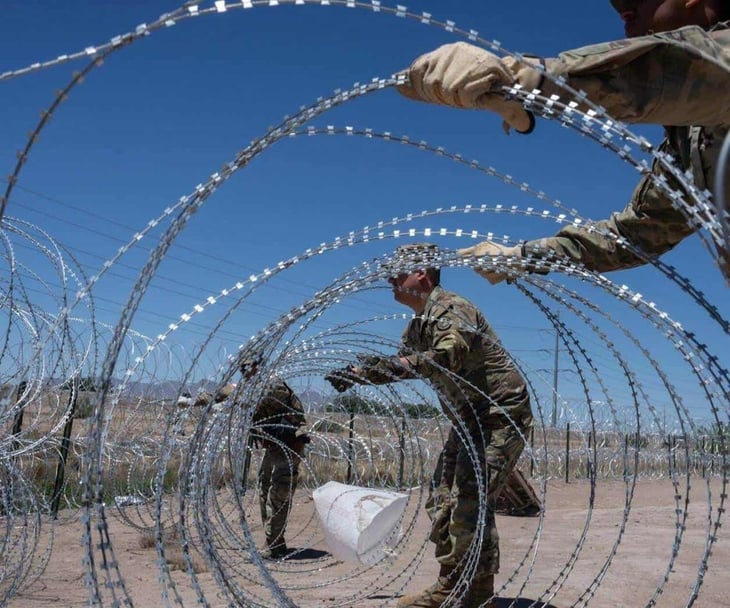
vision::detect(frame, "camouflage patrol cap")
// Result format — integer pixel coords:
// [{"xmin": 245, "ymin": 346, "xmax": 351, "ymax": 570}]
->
[{"xmin": 382, "ymin": 242, "xmax": 441, "ymax": 274}]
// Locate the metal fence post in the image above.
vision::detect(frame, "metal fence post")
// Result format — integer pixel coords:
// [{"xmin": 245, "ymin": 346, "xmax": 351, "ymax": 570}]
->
[
  {"xmin": 565, "ymin": 422, "xmax": 571, "ymax": 484},
  {"xmin": 397, "ymin": 415, "xmax": 405, "ymax": 489},
  {"xmin": 346, "ymin": 411, "xmax": 355, "ymax": 484},
  {"xmin": 586, "ymin": 430, "xmax": 592, "ymax": 479},
  {"xmin": 51, "ymin": 384, "xmax": 78, "ymax": 518},
  {"xmin": 529, "ymin": 426, "xmax": 535, "ymax": 478},
  {"xmin": 10, "ymin": 380, "xmax": 27, "ymax": 450},
  {"xmin": 3, "ymin": 381, "xmax": 28, "ymax": 516}
]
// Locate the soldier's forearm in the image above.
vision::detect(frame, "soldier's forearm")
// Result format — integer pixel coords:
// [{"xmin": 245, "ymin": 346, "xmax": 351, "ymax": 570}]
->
[
  {"xmin": 522, "ymin": 173, "xmax": 696, "ymax": 274},
  {"xmin": 524, "ymin": 230, "xmax": 651, "ymax": 274},
  {"xmin": 538, "ymin": 26, "xmax": 730, "ymax": 126}
]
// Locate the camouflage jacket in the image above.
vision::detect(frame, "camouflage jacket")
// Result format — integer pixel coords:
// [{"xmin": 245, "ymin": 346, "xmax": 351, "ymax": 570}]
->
[
  {"xmin": 527, "ymin": 23, "xmax": 729, "ymax": 274},
  {"xmin": 359, "ymin": 286, "xmax": 531, "ymax": 435},
  {"xmin": 251, "ymin": 378, "xmax": 305, "ymax": 448}
]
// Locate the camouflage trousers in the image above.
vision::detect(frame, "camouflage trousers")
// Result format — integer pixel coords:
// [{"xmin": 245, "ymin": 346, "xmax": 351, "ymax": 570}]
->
[
  {"xmin": 426, "ymin": 423, "xmax": 531, "ymax": 574},
  {"xmin": 258, "ymin": 447, "xmax": 300, "ymax": 549},
  {"xmin": 486, "ymin": 423, "xmax": 529, "ymax": 510},
  {"xmin": 426, "ymin": 437, "xmax": 500, "ymax": 575}
]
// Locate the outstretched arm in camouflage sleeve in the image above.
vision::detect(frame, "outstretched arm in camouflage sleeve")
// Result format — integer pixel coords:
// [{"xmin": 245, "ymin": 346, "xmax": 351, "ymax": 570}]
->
[
  {"xmin": 325, "ymin": 306, "xmax": 473, "ymax": 391},
  {"xmin": 354, "ymin": 354, "xmax": 417, "ymax": 384},
  {"xmin": 400, "ymin": 27, "xmax": 730, "ymax": 128},
  {"xmin": 325, "ymin": 355, "xmax": 416, "ymax": 392},
  {"xmin": 524, "ymin": 148, "xmax": 700, "ymax": 273},
  {"xmin": 459, "ymin": 153, "xmax": 715, "ymax": 282},
  {"xmin": 442, "ymin": 26, "xmax": 730, "ymax": 282},
  {"xmin": 515, "ymin": 26, "xmax": 730, "ymax": 276},
  {"xmin": 540, "ymin": 25, "xmax": 730, "ymax": 127}
]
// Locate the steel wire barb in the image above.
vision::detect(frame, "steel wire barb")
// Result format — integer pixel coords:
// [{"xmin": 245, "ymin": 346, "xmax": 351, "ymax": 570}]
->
[
  {"xmin": 530, "ymin": 278, "xmax": 726, "ymax": 446},
  {"xmin": 0, "ymin": 459, "xmax": 54, "ymax": 604},
  {"xmin": 0, "ymin": 223, "xmax": 195, "ymax": 603},
  {"xmin": 0, "ymin": 217, "xmax": 105, "ymax": 602},
  {"xmin": 0, "ymin": 217, "xmax": 99, "ymax": 446},
  {"xmin": 511, "ymin": 290, "xmax": 608, "ymax": 606},
  {"xmin": 529, "ymin": 279, "xmax": 695, "ymax": 471},
  {"xmin": 464, "ymin": 246, "xmax": 725, "ymax": 607},
  {"xmin": 717, "ymin": 129, "xmax": 730, "ymax": 270}
]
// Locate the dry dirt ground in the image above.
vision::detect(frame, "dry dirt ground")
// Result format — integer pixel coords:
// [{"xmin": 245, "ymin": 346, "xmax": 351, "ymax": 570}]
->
[{"xmin": 8, "ymin": 477, "xmax": 728, "ymax": 608}]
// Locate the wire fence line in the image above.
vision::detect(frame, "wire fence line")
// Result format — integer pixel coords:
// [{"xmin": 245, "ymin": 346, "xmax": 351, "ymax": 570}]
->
[{"xmin": 299, "ymin": 414, "xmax": 730, "ymax": 489}]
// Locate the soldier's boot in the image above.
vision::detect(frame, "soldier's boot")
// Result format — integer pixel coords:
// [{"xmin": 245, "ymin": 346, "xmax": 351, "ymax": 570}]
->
[
  {"xmin": 396, "ymin": 565, "xmax": 456, "ymax": 607},
  {"xmin": 261, "ymin": 542, "xmax": 289, "ymax": 560},
  {"xmin": 460, "ymin": 573, "xmax": 497, "ymax": 608}
]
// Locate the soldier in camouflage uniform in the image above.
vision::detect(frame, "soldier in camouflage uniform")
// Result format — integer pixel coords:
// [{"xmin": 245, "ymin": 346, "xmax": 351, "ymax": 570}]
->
[
  {"xmin": 398, "ymin": 1, "xmax": 730, "ymax": 284},
  {"xmin": 240, "ymin": 360, "xmax": 308, "ymax": 560},
  {"xmin": 326, "ymin": 243, "xmax": 532, "ymax": 608}
]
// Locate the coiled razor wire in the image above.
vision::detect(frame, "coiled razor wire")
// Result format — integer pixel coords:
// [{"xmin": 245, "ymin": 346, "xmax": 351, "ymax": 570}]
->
[
  {"xmin": 84, "ymin": 234, "xmax": 727, "ymax": 605},
  {"xmin": 71, "ymin": 221, "xmax": 727, "ymax": 605},
  {"xmin": 1, "ymin": 0, "xmax": 728, "ymax": 275},
  {"xmin": 0, "ymin": 1, "xmax": 728, "ymax": 607}
]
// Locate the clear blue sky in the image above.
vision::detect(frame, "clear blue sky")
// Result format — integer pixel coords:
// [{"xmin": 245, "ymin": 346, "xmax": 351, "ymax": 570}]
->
[{"xmin": 1, "ymin": 1, "xmax": 727, "ymax": 429}]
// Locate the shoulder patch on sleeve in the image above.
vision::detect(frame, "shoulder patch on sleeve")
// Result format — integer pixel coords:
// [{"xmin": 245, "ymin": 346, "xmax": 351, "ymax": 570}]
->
[{"xmin": 436, "ymin": 316, "xmax": 452, "ymax": 331}]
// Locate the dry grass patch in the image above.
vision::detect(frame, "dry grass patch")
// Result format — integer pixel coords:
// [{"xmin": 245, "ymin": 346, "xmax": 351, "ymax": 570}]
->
[{"xmin": 137, "ymin": 526, "xmax": 209, "ymax": 573}]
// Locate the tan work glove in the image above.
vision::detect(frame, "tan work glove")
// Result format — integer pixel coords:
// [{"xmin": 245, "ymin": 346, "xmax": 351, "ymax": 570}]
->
[
  {"xmin": 398, "ymin": 42, "xmax": 542, "ymax": 134},
  {"xmin": 458, "ymin": 240, "xmax": 524, "ymax": 285}
]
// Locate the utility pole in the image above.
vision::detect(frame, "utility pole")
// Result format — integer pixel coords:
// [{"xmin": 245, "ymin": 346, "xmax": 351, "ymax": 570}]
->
[{"xmin": 551, "ymin": 313, "xmax": 559, "ymax": 428}]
